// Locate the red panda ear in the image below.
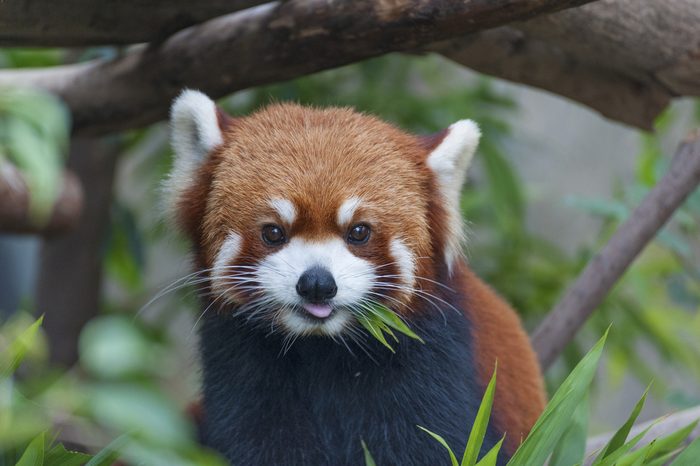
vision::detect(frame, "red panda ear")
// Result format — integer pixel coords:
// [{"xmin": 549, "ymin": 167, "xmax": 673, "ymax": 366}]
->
[
  {"xmin": 163, "ymin": 89, "xmax": 227, "ymax": 218},
  {"xmin": 422, "ymin": 120, "xmax": 481, "ymax": 271}
]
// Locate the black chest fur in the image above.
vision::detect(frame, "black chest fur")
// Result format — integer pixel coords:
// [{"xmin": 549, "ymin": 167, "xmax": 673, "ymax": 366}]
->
[{"xmin": 199, "ymin": 298, "xmax": 507, "ymax": 466}]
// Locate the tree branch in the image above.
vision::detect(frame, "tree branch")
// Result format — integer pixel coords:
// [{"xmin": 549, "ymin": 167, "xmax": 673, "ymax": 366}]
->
[
  {"xmin": 0, "ymin": 161, "xmax": 83, "ymax": 235},
  {"xmin": 0, "ymin": 0, "xmax": 597, "ymax": 136},
  {"xmin": 584, "ymin": 405, "xmax": 700, "ymax": 465},
  {"xmin": 532, "ymin": 132, "xmax": 700, "ymax": 370},
  {"xmin": 430, "ymin": 0, "xmax": 700, "ymax": 130},
  {"xmin": 0, "ymin": 0, "xmax": 269, "ymax": 46},
  {"xmin": 36, "ymin": 137, "xmax": 120, "ymax": 366}
]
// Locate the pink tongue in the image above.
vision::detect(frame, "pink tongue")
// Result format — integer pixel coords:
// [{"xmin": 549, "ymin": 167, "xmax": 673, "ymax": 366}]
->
[{"xmin": 302, "ymin": 303, "xmax": 333, "ymax": 318}]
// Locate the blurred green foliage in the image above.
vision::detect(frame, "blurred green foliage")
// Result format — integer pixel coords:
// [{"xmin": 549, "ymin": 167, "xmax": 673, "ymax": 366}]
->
[
  {"xmin": 0, "ymin": 88, "xmax": 69, "ymax": 223},
  {"xmin": 1, "ymin": 48, "xmax": 699, "ymax": 464}
]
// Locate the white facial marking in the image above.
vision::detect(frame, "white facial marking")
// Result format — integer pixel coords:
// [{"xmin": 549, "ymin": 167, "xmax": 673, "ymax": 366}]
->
[
  {"xmin": 211, "ymin": 232, "xmax": 242, "ymax": 296},
  {"xmin": 389, "ymin": 238, "xmax": 416, "ymax": 289},
  {"xmin": 269, "ymin": 198, "xmax": 296, "ymax": 224},
  {"xmin": 426, "ymin": 119, "xmax": 480, "ymax": 273},
  {"xmin": 256, "ymin": 237, "xmax": 376, "ymax": 335},
  {"xmin": 337, "ymin": 196, "xmax": 363, "ymax": 226}
]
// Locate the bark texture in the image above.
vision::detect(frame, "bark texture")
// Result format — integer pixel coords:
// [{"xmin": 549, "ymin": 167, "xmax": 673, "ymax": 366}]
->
[
  {"xmin": 432, "ymin": 0, "xmax": 700, "ymax": 130},
  {"xmin": 0, "ymin": 0, "xmax": 596, "ymax": 136},
  {"xmin": 0, "ymin": 0, "xmax": 268, "ymax": 46}
]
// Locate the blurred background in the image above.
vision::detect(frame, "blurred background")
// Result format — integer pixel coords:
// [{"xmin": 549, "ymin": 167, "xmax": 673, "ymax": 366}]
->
[{"xmin": 1, "ymin": 47, "xmax": 699, "ymax": 464}]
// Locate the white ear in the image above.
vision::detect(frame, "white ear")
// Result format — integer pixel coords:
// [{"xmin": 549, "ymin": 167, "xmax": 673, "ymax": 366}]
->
[
  {"xmin": 426, "ymin": 119, "xmax": 480, "ymax": 271},
  {"xmin": 163, "ymin": 89, "xmax": 223, "ymax": 214}
]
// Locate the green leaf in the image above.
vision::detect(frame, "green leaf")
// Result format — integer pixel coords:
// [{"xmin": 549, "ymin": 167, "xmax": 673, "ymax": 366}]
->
[
  {"xmin": 550, "ymin": 393, "xmax": 589, "ymax": 466},
  {"xmin": 366, "ymin": 303, "xmax": 424, "ymax": 343},
  {"xmin": 616, "ymin": 421, "xmax": 697, "ymax": 466},
  {"xmin": 462, "ymin": 367, "xmax": 497, "ymax": 466},
  {"xmin": 45, "ymin": 443, "xmax": 92, "ymax": 466},
  {"xmin": 592, "ymin": 386, "xmax": 650, "ymax": 463},
  {"xmin": 417, "ymin": 426, "xmax": 459, "ymax": 466},
  {"xmin": 507, "ymin": 330, "xmax": 608, "ymax": 466},
  {"xmin": 474, "ymin": 437, "xmax": 504, "ymax": 466},
  {"xmin": 1, "ymin": 316, "xmax": 44, "ymax": 377},
  {"xmin": 85, "ymin": 435, "xmax": 127, "ymax": 466},
  {"xmin": 357, "ymin": 314, "xmax": 395, "ymax": 352},
  {"xmin": 361, "ymin": 440, "xmax": 377, "ymax": 466},
  {"xmin": 0, "ymin": 88, "xmax": 69, "ymax": 224},
  {"xmin": 16, "ymin": 433, "xmax": 44, "ymax": 466},
  {"xmin": 670, "ymin": 435, "xmax": 700, "ymax": 465},
  {"xmin": 592, "ymin": 425, "xmax": 655, "ymax": 466}
]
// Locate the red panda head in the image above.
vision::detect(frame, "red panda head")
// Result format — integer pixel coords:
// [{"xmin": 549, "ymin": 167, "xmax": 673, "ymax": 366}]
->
[{"xmin": 164, "ymin": 90, "xmax": 479, "ymax": 337}]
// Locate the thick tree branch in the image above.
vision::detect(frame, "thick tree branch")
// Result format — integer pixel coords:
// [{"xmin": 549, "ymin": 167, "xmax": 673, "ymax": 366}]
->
[
  {"xmin": 0, "ymin": 161, "xmax": 83, "ymax": 235},
  {"xmin": 0, "ymin": 0, "xmax": 597, "ymax": 136},
  {"xmin": 584, "ymin": 405, "xmax": 700, "ymax": 465},
  {"xmin": 532, "ymin": 132, "xmax": 700, "ymax": 370},
  {"xmin": 0, "ymin": 0, "xmax": 268, "ymax": 46},
  {"xmin": 432, "ymin": 0, "xmax": 700, "ymax": 130}
]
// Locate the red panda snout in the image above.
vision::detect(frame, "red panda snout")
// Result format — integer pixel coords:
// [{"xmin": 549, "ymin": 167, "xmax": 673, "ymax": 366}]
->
[{"xmin": 207, "ymin": 195, "xmax": 420, "ymax": 337}]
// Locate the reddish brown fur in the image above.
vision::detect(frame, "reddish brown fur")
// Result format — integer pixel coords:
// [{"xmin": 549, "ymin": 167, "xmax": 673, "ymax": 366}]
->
[
  {"xmin": 187, "ymin": 103, "xmax": 445, "ymax": 309},
  {"xmin": 458, "ymin": 262, "xmax": 547, "ymax": 452},
  {"xmin": 175, "ymin": 103, "xmax": 546, "ymax": 450}
]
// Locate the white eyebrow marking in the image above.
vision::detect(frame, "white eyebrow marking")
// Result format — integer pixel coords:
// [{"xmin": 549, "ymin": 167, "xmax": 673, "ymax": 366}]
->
[
  {"xmin": 269, "ymin": 198, "xmax": 296, "ymax": 224},
  {"xmin": 337, "ymin": 196, "xmax": 362, "ymax": 226}
]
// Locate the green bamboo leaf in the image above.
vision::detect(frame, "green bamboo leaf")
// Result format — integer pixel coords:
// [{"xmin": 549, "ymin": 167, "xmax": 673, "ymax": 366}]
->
[
  {"xmin": 592, "ymin": 386, "xmax": 650, "ymax": 463},
  {"xmin": 367, "ymin": 303, "xmax": 424, "ymax": 343},
  {"xmin": 670, "ymin": 435, "xmax": 700, "ymax": 465},
  {"xmin": 417, "ymin": 426, "xmax": 459, "ymax": 466},
  {"xmin": 592, "ymin": 425, "xmax": 654, "ymax": 466},
  {"xmin": 16, "ymin": 433, "xmax": 45, "ymax": 466},
  {"xmin": 507, "ymin": 330, "xmax": 608, "ymax": 466},
  {"xmin": 615, "ymin": 421, "xmax": 697, "ymax": 466},
  {"xmin": 1, "ymin": 315, "xmax": 44, "ymax": 377},
  {"xmin": 550, "ymin": 393, "xmax": 589, "ymax": 466},
  {"xmin": 45, "ymin": 443, "xmax": 93, "ymax": 466},
  {"xmin": 361, "ymin": 440, "xmax": 377, "ymax": 466},
  {"xmin": 357, "ymin": 314, "xmax": 395, "ymax": 352},
  {"xmin": 474, "ymin": 437, "xmax": 504, "ymax": 466},
  {"xmin": 85, "ymin": 435, "xmax": 127, "ymax": 466},
  {"xmin": 462, "ymin": 366, "xmax": 497, "ymax": 466}
]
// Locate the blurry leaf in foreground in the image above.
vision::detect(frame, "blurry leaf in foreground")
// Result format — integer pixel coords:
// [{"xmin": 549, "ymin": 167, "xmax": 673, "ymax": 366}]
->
[
  {"xmin": 45, "ymin": 442, "xmax": 92, "ymax": 466},
  {"xmin": 86, "ymin": 383, "xmax": 192, "ymax": 447},
  {"xmin": 670, "ymin": 435, "xmax": 700, "ymax": 465},
  {"xmin": 0, "ymin": 88, "xmax": 69, "ymax": 224},
  {"xmin": 1, "ymin": 315, "xmax": 44, "ymax": 377},
  {"xmin": 79, "ymin": 315, "xmax": 166, "ymax": 379},
  {"xmin": 15, "ymin": 432, "xmax": 44, "ymax": 466}
]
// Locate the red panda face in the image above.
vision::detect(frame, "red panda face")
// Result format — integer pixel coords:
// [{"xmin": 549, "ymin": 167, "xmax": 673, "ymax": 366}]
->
[{"xmin": 165, "ymin": 91, "xmax": 480, "ymax": 337}]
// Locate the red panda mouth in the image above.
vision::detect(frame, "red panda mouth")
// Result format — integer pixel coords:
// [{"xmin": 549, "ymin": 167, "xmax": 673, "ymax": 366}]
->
[{"xmin": 301, "ymin": 303, "xmax": 333, "ymax": 319}]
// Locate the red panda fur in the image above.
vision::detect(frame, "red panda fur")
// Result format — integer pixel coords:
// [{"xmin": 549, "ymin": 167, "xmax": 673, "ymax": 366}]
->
[{"xmin": 168, "ymin": 99, "xmax": 546, "ymax": 462}]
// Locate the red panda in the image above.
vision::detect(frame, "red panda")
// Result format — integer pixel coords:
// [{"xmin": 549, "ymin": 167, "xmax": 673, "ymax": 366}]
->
[{"xmin": 164, "ymin": 90, "xmax": 546, "ymax": 465}]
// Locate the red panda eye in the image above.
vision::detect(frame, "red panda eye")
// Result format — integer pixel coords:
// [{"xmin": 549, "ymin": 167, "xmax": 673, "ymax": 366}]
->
[
  {"xmin": 347, "ymin": 224, "xmax": 371, "ymax": 245},
  {"xmin": 262, "ymin": 224, "xmax": 286, "ymax": 246}
]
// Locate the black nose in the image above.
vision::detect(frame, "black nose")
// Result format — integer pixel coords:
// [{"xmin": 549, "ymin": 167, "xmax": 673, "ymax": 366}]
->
[{"xmin": 296, "ymin": 267, "xmax": 337, "ymax": 303}]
